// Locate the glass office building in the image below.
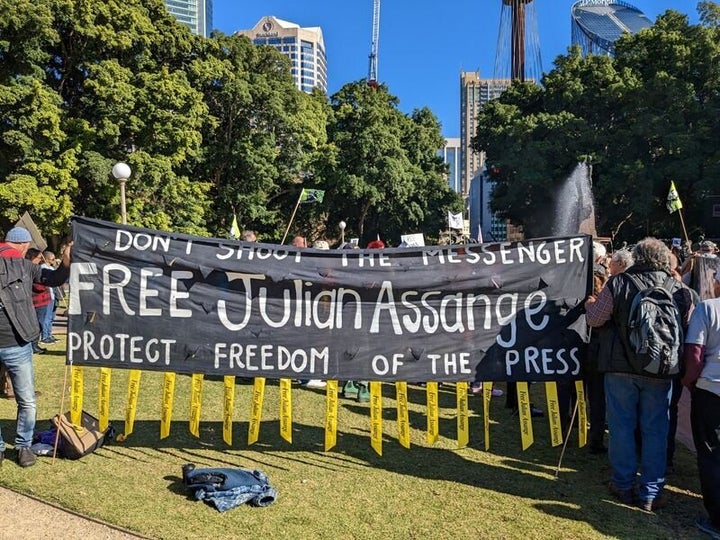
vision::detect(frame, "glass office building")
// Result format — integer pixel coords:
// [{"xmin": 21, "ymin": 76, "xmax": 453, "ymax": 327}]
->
[
  {"xmin": 165, "ymin": 0, "xmax": 213, "ymax": 37},
  {"xmin": 571, "ymin": 0, "xmax": 651, "ymax": 56},
  {"xmin": 235, "ymin": 16, "xmax": 328, "ymax": 94}
]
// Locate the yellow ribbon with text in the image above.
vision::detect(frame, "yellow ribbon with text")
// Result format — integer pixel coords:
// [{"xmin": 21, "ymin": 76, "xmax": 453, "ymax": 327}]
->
[
  {"xmin": 98, "ymin": 367, "xmax": 111, "ymax": 432},
  {"xmin": 395, "ymin": 382, "xmax": 410, "ymax": 448},
  {"xmin": 426, "ymin": 382, "xmax": 439, "ymax": 445},
  {"xmin": 575, "ymin": 380, "xmax": 587, "ymax": 447},
  {"xmin": 222, "ymin": 376, "xmax": 234, "ymax": 445},
  {"xmin": 70, "ymin": 366, "xmax": 83, "ymax": 426},
  {"xmin": 456, "ymin": 382, "xmax": 469, "ymax": 449},
  {"xmin": 370, "ymin": 382, "xmax": 382, "ymax": 456},
  {"xmin": 189, "ymin": 374, "xmax": 203, "ymax": 437},
  {"xmin": 248, "ymin": 377, "xmax": 265, "ymax": 444},
  {"xmin": 122, "ymin": 369, "xmax": 141, "ymax": 439},
  {"xmin": 545, "ymin": 382, "xmax": 563, "ymax": 447},
  {"xmin": 280, "ymin": 378, "xmax": 293, "ymax": 443},
  {"xmin": 160, "ymin": 372, "xmax": 176, "ymax": 439},
  {"xmin": 517, "ymin": 382, "xmax": 534, "ymax": 450},
  {"xmin": 324, "ymin": 380, "xmax": 338, "ymax": 451}
]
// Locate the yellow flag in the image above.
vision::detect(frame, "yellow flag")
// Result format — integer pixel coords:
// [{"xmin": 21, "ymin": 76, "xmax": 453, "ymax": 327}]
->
[
  {"xmin": 122, "ymin": 369, "xmax": 141, "ymax": 439},
  {"xmin": 395, "ymin": 382, "xmax": 410, "ymax": 449},
  {"xmin": 229, "ymin": 214, "xmax": 241, "ymax": 239},
  {"xmin": 426, "ymin": 382, "xmax": 439, "ymax": 445},
  {"xmin": 222, "ymin": 376, "xmax": 235, "ymax": 445},
  {"xmin": 248, "ymin": 377, "xmax": 266, "ymax": 445},
  {"xmin": 545, "ymin": 382, "xmax": 563, "ymax": 447},
  {"xmin": 280, "ymin": 378, "xmax": 293, "ymax": 443},
  {"xmin": 161, "ymin": 373, "xmax": 176, "ymax": 439},
  {"xmin": 483, "ymin": 382, "xmax": 493, "ymax": 450},
  {"xmin": 188, "ymin": 374, "xmax": 203, "ymax": 438},
  {"xmin": 370, "ymin": 382, "xmax": 383, "ymax": 456},
  {"xmin": 667, "ymin": 181, "xmax": 683, "ymax": 213},
  {"xmin": 69, "ymin": 366, "xmax": 84, "ymax": 426},
  {"xmin": 456, "ymin": 382, "xmax": 469, "ymax": 449},
  {"xmin": 575, "ymin": 380, "xmax": 587, "ymax": 447},
  {"xmin": 98, "ymin": 367, "xmax": 111, "ymax": 432},
  {"xmin": 517, "ymin": 382, "xmax": 534, "ymax": 450},
  {"xmin": 324, "ymin": 380, "xmax": 338, "ymax": 451}
]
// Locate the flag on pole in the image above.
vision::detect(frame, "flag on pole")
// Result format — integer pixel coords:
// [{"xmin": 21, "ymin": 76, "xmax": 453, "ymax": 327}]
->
[
  {"xmin": 666, "ymin": 181, "xmax": 683, "ymax": 213},
  {"xmin": 448, "ymin": 211, "xmax": 463, "ymax": 230},
  {"xmin": 299, "ymin": 188, "xmax": 325, "ymax": 204},
  {"xmin": 229, "ymin": 214, "xmax": 240, "ymax": 239}
]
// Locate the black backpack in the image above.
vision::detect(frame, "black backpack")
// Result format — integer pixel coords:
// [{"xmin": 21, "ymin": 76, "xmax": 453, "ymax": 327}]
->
[{"xmin": 624, "ymin": 273, "xmax": 683, "ymax": 378}]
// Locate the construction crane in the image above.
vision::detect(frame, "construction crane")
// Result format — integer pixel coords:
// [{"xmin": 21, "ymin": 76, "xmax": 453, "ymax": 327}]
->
[{"xmin": 367, "ymin": 0, "xmax": 380, "ymax": 87}]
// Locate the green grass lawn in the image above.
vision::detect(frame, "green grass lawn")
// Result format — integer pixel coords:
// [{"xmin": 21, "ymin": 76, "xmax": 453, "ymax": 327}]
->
[{"xmin": 0, "ymin": 342, "xmax": 708, "ymax": 540}]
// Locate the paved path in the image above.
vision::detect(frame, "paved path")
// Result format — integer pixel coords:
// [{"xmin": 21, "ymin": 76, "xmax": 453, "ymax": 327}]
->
[{"xmin": 0, "ymin": 485, "xmax": 145, "ymax": 539}]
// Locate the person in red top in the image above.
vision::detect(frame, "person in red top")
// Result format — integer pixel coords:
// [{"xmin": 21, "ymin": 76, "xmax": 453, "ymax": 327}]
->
[{"xmin": 25, "ymin": 249, "xmax": 51, "ymax": 354}]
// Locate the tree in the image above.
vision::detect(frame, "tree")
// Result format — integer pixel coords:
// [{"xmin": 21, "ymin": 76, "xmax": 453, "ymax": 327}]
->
[
  {"xmin": 473, "ymin": 6, "xmax": 720, "ymax": 242},
  {"xmin": 322, "ymin": 82, "xmax": 462, "ymax": 245}
]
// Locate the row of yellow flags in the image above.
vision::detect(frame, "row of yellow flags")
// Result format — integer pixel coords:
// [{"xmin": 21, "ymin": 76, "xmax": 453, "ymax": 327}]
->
[{"xmin": 68, "ymin": 366, "xmax": 587, "ymax": 455}]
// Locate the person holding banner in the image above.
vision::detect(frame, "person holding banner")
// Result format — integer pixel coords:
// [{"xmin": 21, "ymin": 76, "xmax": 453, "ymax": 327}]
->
[{"xmin": 0, "ymin": 228, "xmax": 72, "ymax": 467}]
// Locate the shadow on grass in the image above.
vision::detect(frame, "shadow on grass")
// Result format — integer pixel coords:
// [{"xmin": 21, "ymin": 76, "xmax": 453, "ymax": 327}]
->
[{"xmin": 52, "ymin": 402, "xmax": 703, "ymax": 540}]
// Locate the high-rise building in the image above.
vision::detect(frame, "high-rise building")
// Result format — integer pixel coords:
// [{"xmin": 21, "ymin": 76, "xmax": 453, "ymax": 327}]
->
[
  {"xmin": 571, "ymin": 0, "xmax": 652, "ymax": 57},
  {"xmin": 165, "ymin": 0, "xmax": 213, "ymax": 37},
  {"xmin": 235, "ymin": 16, "xmax": 328, "ymax": 94},
  {"xmin": 460, "ymin": 72, "xmax": 511, "ymax": 197},
  {"xmin": 439, "ymin": 138, "xmax": 461, "ymax": 194}
]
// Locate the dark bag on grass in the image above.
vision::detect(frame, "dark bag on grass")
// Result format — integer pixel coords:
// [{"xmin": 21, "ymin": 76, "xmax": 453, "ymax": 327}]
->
[{"xmin": 50, "ymin": 411, "xmax": 111, "ymax": 459}]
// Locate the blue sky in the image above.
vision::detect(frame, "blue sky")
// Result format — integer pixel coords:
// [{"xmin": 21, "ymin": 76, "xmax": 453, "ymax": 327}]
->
[{"xmin": 212, "ymin": 1, "xmax": 701, "ymax": 137}]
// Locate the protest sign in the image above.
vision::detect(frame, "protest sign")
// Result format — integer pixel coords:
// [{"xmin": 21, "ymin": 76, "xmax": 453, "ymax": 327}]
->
[{"xmin": 67, "ymin": 217, "xmax": 592, "ymax": 383}]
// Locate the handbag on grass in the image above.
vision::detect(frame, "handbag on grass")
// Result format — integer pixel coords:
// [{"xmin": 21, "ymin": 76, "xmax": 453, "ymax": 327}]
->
[{"xmin": 50, "ymin": 411, "xmax": 112, "ymax": 459}]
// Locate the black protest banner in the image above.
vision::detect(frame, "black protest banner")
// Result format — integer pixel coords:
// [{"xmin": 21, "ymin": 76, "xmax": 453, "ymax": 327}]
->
[{"xmin": 67, "ymin": 217, "xmax": 592, "ymax": 382}]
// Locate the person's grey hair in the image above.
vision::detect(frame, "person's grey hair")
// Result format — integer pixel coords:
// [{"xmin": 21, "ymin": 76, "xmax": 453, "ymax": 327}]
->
[
  {"xmin": 611, "ymin": 249, "xmax": 633, "ymax": 270},
  {"xmin": 592, "ymin": 241, "xmax": 606, "ymax": 262},
  {"xmin": 631, "ymin": 237, "xmax": 670, "ymax": 270}
]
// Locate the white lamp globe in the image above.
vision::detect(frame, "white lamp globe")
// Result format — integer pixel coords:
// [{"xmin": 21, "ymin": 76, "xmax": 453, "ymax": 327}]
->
[{"xmin": 112, "ymin": 162, "xmax": 132, "ymax": 180}]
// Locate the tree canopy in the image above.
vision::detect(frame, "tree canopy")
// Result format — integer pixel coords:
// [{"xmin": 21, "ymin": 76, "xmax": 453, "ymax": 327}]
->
[
  {"xmin": 473, "ymin": 4, "xmax": 720, "ymax": 242},
  {"xmin": 0, "ymin": 0, "xmax": 461, "ymax": 247}
]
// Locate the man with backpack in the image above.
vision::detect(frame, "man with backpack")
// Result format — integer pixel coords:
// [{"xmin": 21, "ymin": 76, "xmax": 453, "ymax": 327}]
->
[{"xmin": 584, "ymin": 237, "xmax": 693, "ymax": 512}]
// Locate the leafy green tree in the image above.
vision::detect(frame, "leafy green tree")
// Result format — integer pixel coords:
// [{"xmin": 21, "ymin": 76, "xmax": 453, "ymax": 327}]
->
[
  {"xmin": 323, "ymin": 82, "xmax": 462, "ymax": 245},
  {"xmin": 474, "ymin": 5, "xmax": 720, "ymax": 242}
]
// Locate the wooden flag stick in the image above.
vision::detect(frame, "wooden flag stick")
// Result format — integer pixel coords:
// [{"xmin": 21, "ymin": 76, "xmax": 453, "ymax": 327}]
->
[{"xmin": 280, "ymin": 191, "xmax": 304, "ymax": 245}]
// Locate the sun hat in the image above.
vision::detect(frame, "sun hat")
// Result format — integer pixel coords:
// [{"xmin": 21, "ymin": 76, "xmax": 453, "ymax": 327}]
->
[{"xmin": 5, "ymin": 227, "xmax": 32, "ymax": 243}]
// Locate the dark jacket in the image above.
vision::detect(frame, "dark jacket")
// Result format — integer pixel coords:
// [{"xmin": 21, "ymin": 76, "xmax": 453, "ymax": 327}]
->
[
  {"xmin": 597, "ymin": 265, "xmax": 693, "ymax": 375},
  {"xmin": 0, "ymin": 257, "xmax": 69, "ymax": 344}
]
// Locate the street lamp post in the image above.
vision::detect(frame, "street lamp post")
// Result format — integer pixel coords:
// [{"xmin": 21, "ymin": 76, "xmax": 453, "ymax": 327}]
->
[
  {"xmin": 112, "ymin": 162, "xmax": 131, "ymax": 225},
  {"xmin": 339, "ymin": 221, "xmax": 346, "ymax": 245}
]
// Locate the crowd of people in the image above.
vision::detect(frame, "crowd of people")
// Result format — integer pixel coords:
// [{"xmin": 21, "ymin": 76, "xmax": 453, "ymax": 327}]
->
[{"xmin": 585, "ymin": 236, "xmax": 719, "ymax": 538}]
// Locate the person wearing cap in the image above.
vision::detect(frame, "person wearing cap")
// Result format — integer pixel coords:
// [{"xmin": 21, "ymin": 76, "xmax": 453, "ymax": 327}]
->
[
  {"xmin": 682, "ymin": 268, "xmax": 720, "ymax": 539},
  {"xmin": 0, "ymin": 227, "xmax": 73, "ymax": 467},
  {"xmin": 699, "ymin": 240, "xmax": 718, "ymax": 258}
]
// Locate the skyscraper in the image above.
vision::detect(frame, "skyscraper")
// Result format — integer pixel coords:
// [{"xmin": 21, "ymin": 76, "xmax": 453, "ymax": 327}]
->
[
  {"xmin": 440, "ymin": 138, "xmax": 461, "ymax": 194},
  {"xmin": 235, "ymin": 16, "xmax": 328, "ymax": 94},
  {"xmin": 571, "ymin": 0, "xmax": 652, "ymax": 56},
  {"xmin": 460, "ymin": 72, "xmax": 511, "ymax": 197},
  {"xmin": 165, "ymin": 0, "xmax": 213, "ymax": 37}
]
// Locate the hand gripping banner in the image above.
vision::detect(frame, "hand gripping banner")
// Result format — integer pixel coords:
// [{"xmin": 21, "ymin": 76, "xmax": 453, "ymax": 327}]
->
[{"xmin": 66, "ymin": 217, "xmax": 592, "ymax": 384}]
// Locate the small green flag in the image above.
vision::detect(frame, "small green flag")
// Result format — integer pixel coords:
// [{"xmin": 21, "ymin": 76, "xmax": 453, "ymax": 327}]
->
[
  {"xmin": 229, "ymin": 214, "xmax": 240, "ymax": 239},
  {"xmin": 666, "ymin": 181, "xmax": 683, "ymax": 213},
  {"xmin": 300, "ymin": 188, "xmax": 325, "ymax": 204}
]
